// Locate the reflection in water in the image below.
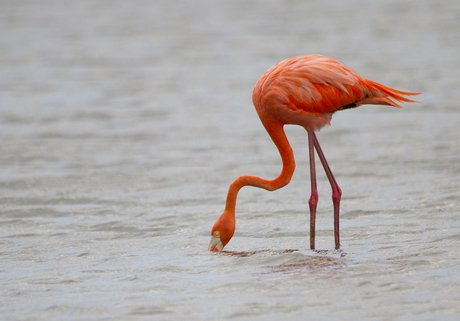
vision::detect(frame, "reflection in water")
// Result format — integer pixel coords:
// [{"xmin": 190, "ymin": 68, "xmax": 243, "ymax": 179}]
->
[
  {"xmin": 221, "ymin": 249, "xmax": 347, "ymax": 274},
  {"xmin": 264, "ymin": 255, "xmax": 345, "ymax": 274},
  {"xmin": 222, "ymin": 249, "xmax": 299, "ymax": 257}
]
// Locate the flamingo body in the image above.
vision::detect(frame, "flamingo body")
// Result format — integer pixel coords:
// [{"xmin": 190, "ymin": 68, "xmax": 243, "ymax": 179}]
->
[
  {"xmin": 208, "ymin": 55, "xmax": 420, "ymax": 252},
  {"xmin": 253, "ymin": 55, "xmax": 417, "ymax": 131}
]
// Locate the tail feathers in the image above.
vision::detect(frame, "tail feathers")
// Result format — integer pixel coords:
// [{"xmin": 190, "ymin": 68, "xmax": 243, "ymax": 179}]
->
[{"xmin": 365, "ymin": 80, "xmax": 421, "ymax": 108}]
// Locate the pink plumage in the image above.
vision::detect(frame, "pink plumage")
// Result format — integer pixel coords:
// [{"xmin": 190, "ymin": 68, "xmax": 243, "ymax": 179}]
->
[
  {"xmin": 209, "ymin": 55, "xmax": 420, "ymax": 252},
  {"xmin": 253, "ymin": 55, "xmax": 420, "ymax": 130}
]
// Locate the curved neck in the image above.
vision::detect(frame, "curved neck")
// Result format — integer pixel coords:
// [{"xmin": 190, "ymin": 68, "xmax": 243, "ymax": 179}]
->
[{"xmin": 224, "ymin": 120, "xmax": 295, "ymax": 213}]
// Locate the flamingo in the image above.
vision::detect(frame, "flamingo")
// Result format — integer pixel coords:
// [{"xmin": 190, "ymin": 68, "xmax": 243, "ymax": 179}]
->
[{"xmin": 208, "ymin": 55, "xmax": 420, "ymax": 252}]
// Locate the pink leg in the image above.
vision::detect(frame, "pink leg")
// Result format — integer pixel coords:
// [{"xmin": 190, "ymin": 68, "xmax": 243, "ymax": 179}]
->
[
  {"xmin": 311, "ymin": 132, "xmax": 342, "ymax": 250},
  {"xmin": 308, "ymin": 131, "xmax": 318, "ymax": 250}
]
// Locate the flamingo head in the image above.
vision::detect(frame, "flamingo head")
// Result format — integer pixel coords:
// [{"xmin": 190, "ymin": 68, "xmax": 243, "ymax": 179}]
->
[{"xmin": 208, "ymin": 212, "xmax": 235, "ymax": 252}]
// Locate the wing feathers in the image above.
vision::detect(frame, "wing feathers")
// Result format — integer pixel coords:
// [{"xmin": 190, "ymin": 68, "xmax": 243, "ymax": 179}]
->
[{"xmin": 254, "ymin": 55, "xmax": 420, "ymax": 117}]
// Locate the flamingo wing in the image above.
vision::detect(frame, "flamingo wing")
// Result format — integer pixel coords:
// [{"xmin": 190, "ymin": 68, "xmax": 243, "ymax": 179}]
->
[{"xmin": 255, "ymin": 55, "xmax": 420, "ymax": 117}]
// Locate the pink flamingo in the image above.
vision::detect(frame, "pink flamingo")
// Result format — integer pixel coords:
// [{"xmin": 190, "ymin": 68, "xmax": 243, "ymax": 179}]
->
[{"xmin": 208, "ymin": 55, "xmax": 420, "ymax": 251}]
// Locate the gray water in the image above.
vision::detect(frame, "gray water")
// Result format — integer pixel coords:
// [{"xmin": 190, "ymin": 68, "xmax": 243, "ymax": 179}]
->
[{"xmin": 1, "ymin": 0, "xmax": 460, "ymax": 320}]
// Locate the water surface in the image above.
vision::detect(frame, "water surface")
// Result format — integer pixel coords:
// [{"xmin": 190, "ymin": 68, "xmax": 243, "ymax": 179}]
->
[{"xmin": 1, "ymin": 0, "xmax": 460, "ymax": 320}]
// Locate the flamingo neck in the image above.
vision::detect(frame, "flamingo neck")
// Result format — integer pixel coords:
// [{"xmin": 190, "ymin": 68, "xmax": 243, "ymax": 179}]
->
[{"xmin": 224, "ymin": 120, "xmax": 295, "ymax": 214}]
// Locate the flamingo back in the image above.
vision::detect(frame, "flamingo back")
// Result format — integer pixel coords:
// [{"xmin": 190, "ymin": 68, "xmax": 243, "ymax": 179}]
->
[{"xmin": 252, "ymin": 55, "xmax": 419, "ymax": 131}]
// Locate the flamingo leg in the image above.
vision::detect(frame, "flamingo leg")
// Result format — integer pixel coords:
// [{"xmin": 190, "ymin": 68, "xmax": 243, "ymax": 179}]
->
[
  {"xmin": 311, "ymin": 131, "xmax": 342, "ymax": 250},
  {"xmin": 307, "ymin": 131, "xmax": 318, "ymax": 250}
]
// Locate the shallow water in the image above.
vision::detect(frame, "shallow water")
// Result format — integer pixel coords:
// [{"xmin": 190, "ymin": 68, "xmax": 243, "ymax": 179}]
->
[{"xmin": 1, "ymin": 0, "xmax": 460, "ymax": 320}]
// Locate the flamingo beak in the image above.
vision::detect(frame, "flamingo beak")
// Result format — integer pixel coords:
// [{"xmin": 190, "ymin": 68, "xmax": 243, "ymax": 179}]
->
[{"xmin": 208, "ymin": 232, "xmax": 224, "ymax": 252}]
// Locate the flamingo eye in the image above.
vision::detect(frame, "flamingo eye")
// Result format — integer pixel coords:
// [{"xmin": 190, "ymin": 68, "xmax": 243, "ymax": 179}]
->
[{"xmin": 213, "ymin": 231, "xmax": 220, "ymax": 237}]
